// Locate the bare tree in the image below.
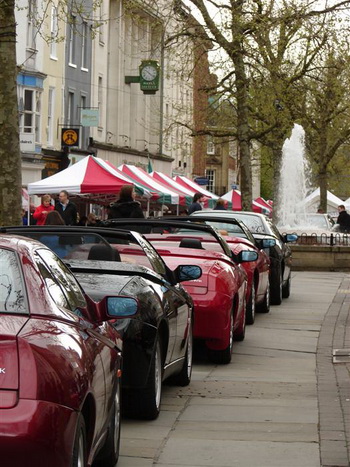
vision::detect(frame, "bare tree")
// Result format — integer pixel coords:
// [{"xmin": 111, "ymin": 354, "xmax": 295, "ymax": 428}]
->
[
  {"xmin": 0, "ymin": 0, "xmax": 22, "ymax": 225},
  {"xmin": 164, "ymin": 0, "xmax": 350, "ymax": 209}
]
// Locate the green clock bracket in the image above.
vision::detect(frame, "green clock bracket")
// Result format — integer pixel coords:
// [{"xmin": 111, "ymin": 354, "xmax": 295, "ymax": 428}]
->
[{"xmin": 125, "ymin": 76, "xmax": 140, "ymax": 84}]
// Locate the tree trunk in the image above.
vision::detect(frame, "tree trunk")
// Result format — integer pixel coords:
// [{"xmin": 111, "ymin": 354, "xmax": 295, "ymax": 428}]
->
[
  {"xmin": 232, "ymin": 49, "xmax": 252, "ymax": 211},
  {"xmin": 318, "ymin": 168, "xmax": 328, "ymax": 213},
  {"xmin": 0, "ymin": 0, "xmax": 22, "ymax": 225}
]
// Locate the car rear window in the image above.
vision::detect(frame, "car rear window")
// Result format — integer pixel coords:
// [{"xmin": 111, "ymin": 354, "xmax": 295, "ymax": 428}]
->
[{"xmin": 0, "ymin": 248, "xmax": 27, "ymax": 314}]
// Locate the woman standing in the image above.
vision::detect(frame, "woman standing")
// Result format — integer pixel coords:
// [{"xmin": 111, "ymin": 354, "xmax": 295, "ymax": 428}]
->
[
  {"xmin": 108, "ymin": 185, "xmax": 144, "ymax": 219},
  {"xmin": 33, "ymin": 194, "xmax": 54, "ymax": 225}
]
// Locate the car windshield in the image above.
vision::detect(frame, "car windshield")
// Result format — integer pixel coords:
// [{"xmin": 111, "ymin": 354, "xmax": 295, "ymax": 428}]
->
[
  {"xmin": 17, "ymin": 231, "xmax": 167, "ymax": 276},
  {"xmin": 141, "ymin": 224, "xmax": 233, "ymax": 258},
  {"xmin": 307, "ymin": 214, "xmax": 334, "ymax": 229},
  {"xmin": 0, "ymin": 248, "xmax": 27, "ymax": 314},
  {"xmin": 228, "ymin": 213, "xmax": 266, "ymax": 234}
]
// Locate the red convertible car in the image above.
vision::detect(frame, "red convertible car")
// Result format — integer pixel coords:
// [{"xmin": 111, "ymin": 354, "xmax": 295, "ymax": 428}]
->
[
  {"xmin": 168, "ymin": 215, "xmax": 274, "ymax": 322},
  {"xmin": 0, "ymin": 234, "xmax": 135, "ymax": 466},
  {"xmin": 100, "ymin": 220, "xmax": 258, "ymax": 364}
]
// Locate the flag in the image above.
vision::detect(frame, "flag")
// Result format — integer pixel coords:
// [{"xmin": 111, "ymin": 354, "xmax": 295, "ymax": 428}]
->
[{"xmin": 147, "ymin": 158, "xmax": 153, "ymax": 173}]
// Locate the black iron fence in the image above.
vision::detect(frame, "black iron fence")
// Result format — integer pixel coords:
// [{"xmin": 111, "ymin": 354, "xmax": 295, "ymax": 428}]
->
[{"xmin": 282, "ymin": 232, "xmax": 350, "ymax": 246}]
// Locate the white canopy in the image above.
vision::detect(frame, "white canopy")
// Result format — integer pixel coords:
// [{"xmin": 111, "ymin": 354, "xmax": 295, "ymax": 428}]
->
[{"xmin": 303, "ymin": 188, "xmax": 343, "ymax": 213}]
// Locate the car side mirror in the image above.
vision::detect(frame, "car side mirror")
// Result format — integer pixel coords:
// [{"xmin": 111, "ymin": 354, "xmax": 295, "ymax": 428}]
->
[
  {"xmin": 261, "ymin": 238, "xmax": 276, "ymax": 248},
  {"xmin": 283, "ymin": 234, "xmax": 298, "ymax": 243},
  {"xmin": 107, "ymin": 297, "xmax": 139, "ymax": 318},
  {"xmin": 175, "ymin": 265, "xmax": 202, "ymax": 282},
  {"xmin": 233, "ymin": 250, "xmax": 258, "ymax": 263}
]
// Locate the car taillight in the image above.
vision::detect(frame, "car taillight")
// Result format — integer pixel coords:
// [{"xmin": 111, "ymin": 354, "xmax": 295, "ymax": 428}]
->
[{"xmin": 0, "ymin": 390, "xmax": 18, "ymax": 408}]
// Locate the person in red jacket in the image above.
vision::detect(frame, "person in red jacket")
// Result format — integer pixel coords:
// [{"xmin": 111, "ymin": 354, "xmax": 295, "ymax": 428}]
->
[{"xmin": 33, "ymin": 194, "xmax": 54, "ymax": 225}]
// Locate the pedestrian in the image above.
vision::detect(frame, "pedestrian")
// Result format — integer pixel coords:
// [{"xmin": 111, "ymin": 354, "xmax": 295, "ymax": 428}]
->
[
  {"xmin": 44, "ymin": 211, "xmax": 65, "ymax": 225},
  {"xmin": 55, "ymin": 190, "xmax": 78, "ymax": 225},
  {"xmin": 188, "ymin": 192, "xmax": 205, "ymax": 215},
  {"xmin": 214, "ymin": 198, "xmax": 227, "ymax": 210},
  {"xmin": 108, "ymin": 184, "xmax": 144, "ymax": 219},
  {"xmin": 336, "ymin": 205, "xmax": 350, "ymax": 233},
  {"xmin": 21, "ymin": 209, "xmax": 28, "ymax": 225},
  {"xmin": 33, "ymin": 194, "xmax": 54, "ymax": 225}
]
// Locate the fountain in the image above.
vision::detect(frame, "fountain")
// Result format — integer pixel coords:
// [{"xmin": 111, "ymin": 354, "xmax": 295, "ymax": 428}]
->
[{"xmin": 276, "ymin": 123, "xmax": 312, "ymax": 229}]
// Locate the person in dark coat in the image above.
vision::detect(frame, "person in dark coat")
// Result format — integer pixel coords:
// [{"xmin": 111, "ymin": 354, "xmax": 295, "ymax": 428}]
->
[
  {"xmin": 108, "ymin": 185, "xmax": 144, "ymax": 219},
  {"xmin": 336, "ymin": 205, "xmax": 350, "ymax": 233},
  {"xmin": 55, "ymin": 190, "xmax": 78, "ymax": 225},
  {"xmin": 188, "ymin": 192, "xmax": 205, "ymax": 215},
  {"xmin": 214, "ymin": 198, "xmax": 227, "ymax": 210}
]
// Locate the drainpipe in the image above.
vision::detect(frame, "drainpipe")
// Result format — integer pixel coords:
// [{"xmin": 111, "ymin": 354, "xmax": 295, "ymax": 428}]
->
[{"xmin": 159, "ymin": 28, "xmax": 165, "ymax": 156}]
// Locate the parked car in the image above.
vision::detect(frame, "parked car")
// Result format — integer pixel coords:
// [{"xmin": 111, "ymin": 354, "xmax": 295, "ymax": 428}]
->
[
  {"xmin": 156, "ymin": 215, "xmax": 273, "ymax": 320},
  {"xmin": 190, "ymin": 211, "xmax": 297, "ymax": 305},
  {"xmin": 2, "ymin": 226, "xmax": 200, "ymax": 420},
  {"xmin": 0, "ymin": 234, "xmax": 133, "ymax": 467},
  {"xmin": 99, "ymin": 219, "xmax": 258, "ymax": 363}
]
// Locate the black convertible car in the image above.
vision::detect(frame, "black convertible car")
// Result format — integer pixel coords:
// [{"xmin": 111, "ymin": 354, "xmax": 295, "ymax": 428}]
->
[{"xmin": 2, "ymin": 226, "xmax": 201, "ymax": 420}]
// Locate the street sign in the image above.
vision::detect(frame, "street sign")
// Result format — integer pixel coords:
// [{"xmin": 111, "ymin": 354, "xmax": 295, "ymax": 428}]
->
[
  {"xmin": 194, "ymin": 177, "xmax": 209, "ymax": 186},
  {"xmin": 61, "ymin": 128, "xmax": 80, "ymax": 147}
]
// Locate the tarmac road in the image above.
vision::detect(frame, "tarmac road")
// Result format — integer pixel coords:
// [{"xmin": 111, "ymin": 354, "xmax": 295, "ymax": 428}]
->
[{"xmin": 118, "ymin": 271, "xmax": 350, "ymax": 467}]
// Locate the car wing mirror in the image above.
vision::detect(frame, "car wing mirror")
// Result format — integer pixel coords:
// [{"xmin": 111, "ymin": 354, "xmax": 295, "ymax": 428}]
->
[
  {"xmin": 284, "ymin": 234, "xmax": 298, "ymax": 243},
  {"xmin": 233, "ymin": 250, "xmax": 258, "ymax": 263},
  {"xmin": 175, "ymin": 265, "xmax": 202, "ymax": 282},
  {"xmin": 93, "ymin": 296, "xmax": 139, "ymax": 322},
  {"xmin": 261, "ymin": 238, "xmax": 276, "ymax": 248},
  {"xmin": 107, "ymin": 297, "xmax": 139, "ymax": 318}
]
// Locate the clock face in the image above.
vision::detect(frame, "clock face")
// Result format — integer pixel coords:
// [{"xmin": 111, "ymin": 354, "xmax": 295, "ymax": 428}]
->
[{"xmin": 141, "ymin": 65, "xmax": 158, "ymax": 81}]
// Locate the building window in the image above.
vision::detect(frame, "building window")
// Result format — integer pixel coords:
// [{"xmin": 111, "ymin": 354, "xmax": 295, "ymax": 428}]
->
[
  {"xmin": 99, "ymin": 4, "xmax": 104, "ymax": 44},
  {"xmin": 26, "ymin": 0, "xmax": 37, "ymax": 49},
  {"xmin": 68, "ymin": 15, "xmax": 77, "ymax": 66},
  {"xmin": 67, "ymin": 92, "xmax": 74, "ymax": 126},
  {"xmin": 20, "ymin": 89, "xmax": 41, "ymax": 143},
  {"xmin": 207, "ymin": 137, "xmax": 215, "ymax": 155},
  {"xmin": 81, "ymin": 21, "xmax": 88, "ymax": 70},
  {"xmin": 206, "ymin": 169, "xmax": 215, "ymax": 192},
  {"xmin": 80, "ymin": 95, "xmax": 86, "ymax": 148},
  {"xmin": 98, "ymin": 76, "xmax": 103, "ymax": 128},
  {"xmin": 47, "ymin": 87, "xmax": 55, "ymax": 145},
  {"xmin": 50, "ymin": 6, "xmax": 58, "ymax": 58}
]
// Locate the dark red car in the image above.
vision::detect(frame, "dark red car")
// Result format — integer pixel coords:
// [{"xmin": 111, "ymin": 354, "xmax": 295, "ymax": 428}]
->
[{"xmin": 0, "ymin": 234, "xmax": 135, "ymax": 466}]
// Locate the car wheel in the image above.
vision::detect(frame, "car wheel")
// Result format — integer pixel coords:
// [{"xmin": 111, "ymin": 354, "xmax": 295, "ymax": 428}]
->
[
  {"xmin": 170, "ymin": 320, "xmax": 193, "ymax": 386},
  {"xmin": 282, "ymin": 274, "xmax": 291, "ymax": 298},
  {"xmin": 233, "ymin": 297, "xmax": 246, "ymax": 342},
  {"xmin": 72, "ymin": 415, "xmax": 86, "ymax": 467},
  {"xmin": 246, "ymin": 281, "xmax": 256, "ymax": 325},
  {"xmin": 94, "ymin": 384, "xmax": 121, "ymax": 466},
  {"xmin": 139, "ymin": 338, "xmax": 162, "ymax": 420},
  {"xmin": 270, "ymin": 266, "xmax": 282, "ymax": 305},
  {"xmin": 208, "ymin": 308, "xmax": 234, "ymax": 364},
  {"xmin": 257, "ymin": 278, "xmax": 270, "ymax": 314}
]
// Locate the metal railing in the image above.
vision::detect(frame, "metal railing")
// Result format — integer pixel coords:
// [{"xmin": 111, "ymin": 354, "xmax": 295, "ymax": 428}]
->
[{"xmin": 282, "ymin": 232, "xmax": 350, "ymax": 246}]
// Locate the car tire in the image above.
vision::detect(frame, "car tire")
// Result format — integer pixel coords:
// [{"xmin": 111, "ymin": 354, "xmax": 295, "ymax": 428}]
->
[
  {"xmin": 208, "ymin": 308, "xmax": 234, "ymax": 364},
  {"xmin": 94, "ymin": 384, "xmax": 121, "ymax": 466},
  {"xmin": 72, "ymin": 415, "xmax": 87, "ymax": 467},
  {"xmin": 257, "ymin": 278, "xmax": 270, "ymax": 314},
  {"xmin": 170, "ymin": 320, "xmax": 193, "ymax": 386},
  {"xmin": 246, "ymin": 281, "xmax": 256, "ymax": 325},
  {"xmin": 123, "ymin": 337, "xmax": 162, "ymax": 420},
  {"xmin": 282, "ymin": 274, "xmax": 291, "ymax": 298},
  {"xmin": 270, "ymin": 266, "xmax": 283, "ymax": 305}
]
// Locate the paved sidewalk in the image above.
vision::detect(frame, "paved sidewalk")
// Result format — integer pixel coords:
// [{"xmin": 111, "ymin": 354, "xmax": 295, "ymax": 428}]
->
[
  {"xmin": 118, "ymin": 271, "xmax": 350, "ymax": 467},
  {"xmin": 317, "ymin": 273, "xmax": 350, "ymax": 467}
]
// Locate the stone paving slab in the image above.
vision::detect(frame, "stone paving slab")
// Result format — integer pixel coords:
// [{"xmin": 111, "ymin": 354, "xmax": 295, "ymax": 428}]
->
[
  {"xmin": 156, "ymin": 438, "xmax": 320, "ymax": 467},
  {"xmin": 118, "ymin": 271, "xmax": 349, "ymax": 467}
]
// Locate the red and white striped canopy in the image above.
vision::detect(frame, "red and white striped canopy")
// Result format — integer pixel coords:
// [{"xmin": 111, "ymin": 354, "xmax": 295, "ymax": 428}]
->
[{"xmin": 28, "ymin": 156, "xmax": 150, "ymax": 197}]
